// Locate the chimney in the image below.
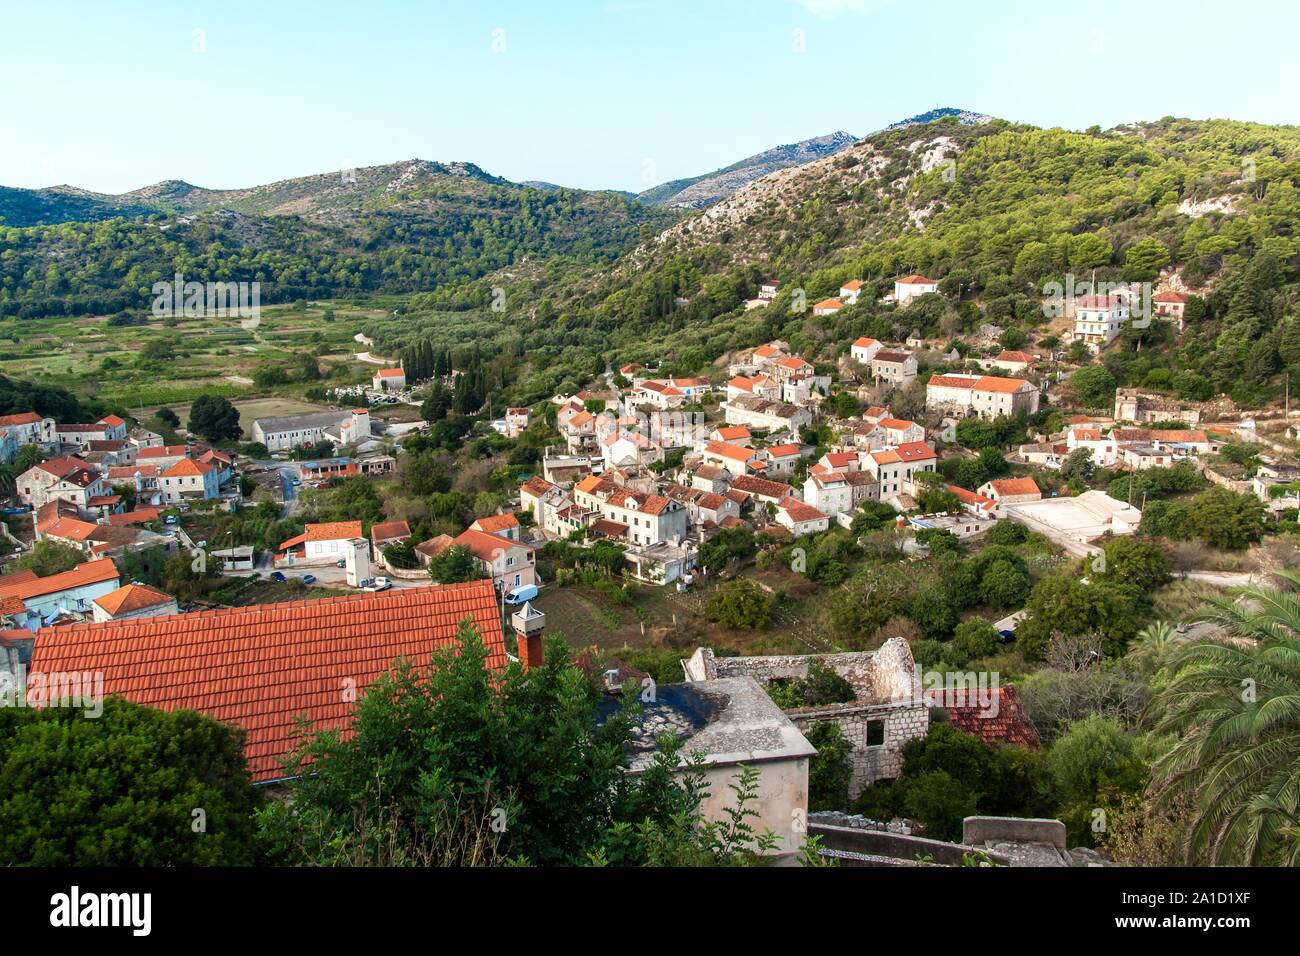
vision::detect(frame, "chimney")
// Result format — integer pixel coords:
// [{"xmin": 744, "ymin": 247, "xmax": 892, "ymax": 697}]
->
[{"xmin": 510, "ymin": 600, "xmax": 546, "ymax": 671}]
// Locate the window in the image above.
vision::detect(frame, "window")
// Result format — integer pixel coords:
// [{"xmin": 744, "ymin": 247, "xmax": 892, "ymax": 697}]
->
[{"xmin": 866, "ymin": 720, "xmax": 885, "ymax": 747}]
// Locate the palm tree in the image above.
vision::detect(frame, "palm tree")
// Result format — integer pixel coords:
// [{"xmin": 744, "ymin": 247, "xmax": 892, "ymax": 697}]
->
[
  {"xmin": 1129, "ymin": 619, "xmax": 1177, "ymax": 674},
  {"xmin": 1145, "ymin": 571, "xmax": 1300, "ymax": 865}
]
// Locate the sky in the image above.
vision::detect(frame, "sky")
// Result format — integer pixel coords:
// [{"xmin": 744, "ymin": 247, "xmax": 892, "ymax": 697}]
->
[{"xmin": 3, "ymin": 0, "xmax": 1299, "ymax": 195}]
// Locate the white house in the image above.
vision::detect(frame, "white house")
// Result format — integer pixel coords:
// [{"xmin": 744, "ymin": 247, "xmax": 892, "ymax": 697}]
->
[
  {"xmin": 276, "ymin": 521, "xmax": 366, "ymax": 567},
  {"xmin": 158, "ymin": 458, "xmax": 221, "ymax": 503},
  {"xmin": 0, "ymin": 558, "xmax": 122, "ymax": 630},
  {"xmin": 774, "ymin": 497, "xmax": 829, "ymax": 536},
  {"xmin": 850, "ymin": 337, "xmax": 883, "ymax": 364},
  {"xmin": 372, "ymin": 368, "xmax": 406, "ymax": 390},
  {"xmin": 1073, "ymin": 294, "xmax": 1128, "ymax": 350},
  {"xmin": 894, "ymin": 274, "xmax": 938, "ymax": 304},
  {"xmin": 925, "ymin": 374, "xmax": 1040, "ymax": 419},
  {"xmin": 839, "ymin": 280, "xmax": 864, "ymax": 305}
]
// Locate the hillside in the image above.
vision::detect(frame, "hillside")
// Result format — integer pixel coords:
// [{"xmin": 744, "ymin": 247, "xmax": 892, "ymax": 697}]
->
[
  {"xmin": 637, "ymin": 131, "xmax": 858, "ymax": 209},
  {"xmin": 0, "ymin": 160, "xmax": 678, "ymax": 317},
  {"xmin": 406, "ymin": 114, "xmax": 1300, "ymax": 408}
]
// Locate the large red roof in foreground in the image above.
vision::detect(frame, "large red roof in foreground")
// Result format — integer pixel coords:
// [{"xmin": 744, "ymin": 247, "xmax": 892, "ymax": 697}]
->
[{"xmin": 30, "ymin": 581, "xmax": 507, "ymax": 782}]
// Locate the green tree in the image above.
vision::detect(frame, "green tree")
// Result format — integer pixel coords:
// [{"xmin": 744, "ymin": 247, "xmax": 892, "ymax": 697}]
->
[
  {"xmin": 0, "ymin": 698, "xmax": 263, "ymax": 865},
  {"xmin": 7, "ymin": 540, "xmax": 84, "ymax": 577},
  {"xmin": 1071, "ymin": 365, "xmax": 1117, "ymax": 409},
  {"xmin": 805, "ymin": 721, "xmax": 853, "ymax": 811},
  {"xmin": 426, "ymin": 545, "xmax": 487, "ymax": 584},
  {"xmin": 704, "ymin": 579, "xmax": 774, "ymax": 629},
  {"xmin": 188, "ymin": 394, "xmax": 243, "ymax": 442}
]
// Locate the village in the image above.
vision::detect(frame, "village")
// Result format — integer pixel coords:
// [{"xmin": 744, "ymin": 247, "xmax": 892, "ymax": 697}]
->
[{"xmin": 2, "ymin": 263, "xmax": 1296, "ymax": 869}]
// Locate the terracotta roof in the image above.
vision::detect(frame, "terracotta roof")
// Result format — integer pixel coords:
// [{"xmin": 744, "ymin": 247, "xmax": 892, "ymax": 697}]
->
[
  {"xmin": 766, "ymin": 443, "xmax": 801, "ymax": 458},
  {"xmin": 706, "ymin": 440, "xmax": 756, "ymax": 462},
  {"xmin": 0, "ymin": 558, "xmax": 119, "ymax": 603},
  {"xmin": 729, "ymin": 474, "xmax": 793, "ymax": 500},
  {"xmin": 590, "ymin": 518, "xmax": 629, "ymax": 539},
  {"xmin": 841, "ymin": 279, "xmax": 864, "ymax": 291},
  {"xmin": 376, "ymin": 368, "xmax": 405, "ymax": 377},
  {"xmin": 948, "ymin": 484, "xmax": 995, "ymax": 512},
  {"xmin": 93, "ymin": 583, "xmax": 173, "ymax": 616},
  {"xmin": 99, "ymin": 415, "xmax": 126, "ymax": 427},
  {"xmin": 871, "ymin": 450, "xmax": 902, "ymax": 465},
  {"xmin": 778, "ymin": 497, "xmax": 827, "ymax": 523},
  {"xmin": 43, "ymin": 516, "xmax": 99, "ymax": 541},
  {"xmin": 715, "ymin": 426, "xmax": 750, "ymax": 441},
  {"xmin": 29, "ymin": 582, "xmax": 507, "ymax": 782},
  {"xmin": 470, "ymin": 513, "xmax": 519, "ymax": 534},
  {"xmin": 995, "ymin": 350, "xmax": 1035, "ymax": 364},
  {"xmin": 161, "ymin": 458, "xmax": 215, "ymax": 478},
  {"xmin": 926, "ymin": 684, "xmax": 1040, "ymax": 749},
  {"xmin": 0, "ymin": 411, "xmax": 43, "ymax": 427},
  {"xmin": 988, "ymin": 478, "xmax": 1041, "ymax": 497},
  {"xmin": 0, "ymin": 595, "xmax": 26, "ymax": 616},
  {"xmin": 812, "ymin": 298, "xmax": 844, "ymax": 311},
  {"xmin": 754, "ymin": 345, "xmax": 780, "ymax": 358},
  {"xmin": 138, "ymin": 445, "xmax": 188, "ymax": 459},
  {"xmin": 307, "ymin": 521, "xmax": 363, "ymax": 542},
  {"xmin": 879, "ymin": 418, "xmax": 918, "ymax": 431},
  {"xmin": 1153, "ymin": 290, "xmax": 1187, "ymax": 303},
  {"xmin": 976, "ymin": 375, "xmax": 1030, "ymax": 394},
  {"xmin": 873, "ymin": 350, "xmax": 912, "ymax": 364},
  {"xmin": 452, "ymin": 527, "xmax": 532, "ymax": 562},
  {"xmin": 370, "ymin": 519, "xmax": 411, "ymax": 542},
  {"xmin": 897, "ymin": 274, "xmax": 936, "ymax": 284},
  {"xmin": 894, "ymin": 441, "xmax": 936, "ymax": 462},
  {"xmin": 521, "ymin": 476, "xmax": 556, "ymax": 497},
  {"xmin": 852, "ymin": 337, "xmax": 880, "ymax": 349}
]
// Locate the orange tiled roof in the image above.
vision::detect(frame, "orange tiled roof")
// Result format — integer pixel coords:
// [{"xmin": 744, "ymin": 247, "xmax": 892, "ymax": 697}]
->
[
  {"xmin": 161, "ymin": 458, "xmax": 214, "ymax": 478},
  {"xmin": 852, "ymin": 337, "xmax": 880, "ymax": 349},
  {"xmin": 925, "ymin": 684, "xmax": 1040, "ymax": 749},
  {"xmin": 93, "ymin": 583, "xmax": 173, "ymax": 616},
  {"xmin": 897, "ymin": 274, "xmax": 935, "ymax": 284},
  {"xmin": 43, "ymin": 517, "xmax": 99, "ymax": 541},
  {"xmin": 107, "ymin": 508, "xmax": 161, "ymax": 526},
  {"xmin": 705, "ymin": 440, "xmax": 755, "ymax": 462},
  {"xmin": 305, "ymin": 521, "xmax": 363, "ymax": 542},
  {"xmin": 894, "ymin": 441, "xmax": 936, "ymax": 462},
  {"xmin": 988, "ymin": 478, "xmax": 1041, "ymax": 497},
  {"xmin": 0, "ymin": 558, "xmax": 119, "ymax": 603},
  {"xmin": 812, "ymin": 298, "xmax": 844, "ymax": 311},
  {"xmin": 0, "ymin": 411, "xmax": 42, "ymax": 427},
  {"xmin": 370, "ymin": 519, "xmax": 411, "ymax": 542},
  {"xmin": 470, "ymin": 513, "xmax": 519, "ymax": 534},
  {"xmin": 778, "ymin": 497, "xmax": 826, "ymax": 523},
  {"xmin": 30, "ymin": 582, "xmax": 507, "ymax": 782}
]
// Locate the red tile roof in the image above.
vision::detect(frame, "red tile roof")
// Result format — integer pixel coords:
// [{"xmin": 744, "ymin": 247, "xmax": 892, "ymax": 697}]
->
[
  {"xmin": 0, "ymin": 411, "xmax": 43, "ymax": 427},
  {"xmin": 1153, "ymin": 290, "xmax": 1187, "ymax": 303},
  {"xmin": 30, "ymin": 581, "xmax": 507, "ymax": 782},
  {"xmin": 107, "ymin": 507, "xmax": 161, "ymax": 526},
  {"xmin": 897, "ymin": 274, "xmax": 936, "ymax": 285},
  {"xmin": 0, "ymin": 558, "xmax": 119, "ymax": 602},
  {"xmin": 988, "ymin": 478, "xmax": 1041, "ymax": 497},
  {"xmin": 925, "ymin": 684, "xmax": 1040, "ymax": 749},
  {"xmin": 93, "ymin": 583, "xmax": 173, "ymax": 616},
  {"xmin": 730, "ymin": 474, "xmax": 793, "ymax": 500},
  {"xmin": 470, "ymin": 513, "xmax": 519, "ymax": 534},
  {"xmin": 370, "ymin": 519, "xmax": 411, "ymax": 543},
  {"xmin": 778, "ymin": 497, "xmax": 827, "ymax": 523}
]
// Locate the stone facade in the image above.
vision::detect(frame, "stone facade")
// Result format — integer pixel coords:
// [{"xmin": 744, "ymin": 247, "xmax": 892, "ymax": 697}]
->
[{"xmin": 682, "ymin": 638, "xmax": 929, "ymax": 798}]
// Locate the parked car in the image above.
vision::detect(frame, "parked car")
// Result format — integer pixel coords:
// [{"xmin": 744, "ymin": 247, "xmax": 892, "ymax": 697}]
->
[
  {"xmin": 336, "ymin": 558, "xmax": 347, "ymax": 568},
  {"xmin": 301, "ymin": 574, "xmax": 316, "ymax": 585},
  {"xmin": 504, "ymin": 583, "xmax": 539, "ymax": 606},
  {"xmin": 270, "ymin": 571, "xmax": 286, "ymax": 582},
  {"xmin": 364, "ymin": 577, "xmax": 392, "ymax": 592},
  {"xmin": 997, "ymin": 629, "xmax": 1016, "ymax": 644}
]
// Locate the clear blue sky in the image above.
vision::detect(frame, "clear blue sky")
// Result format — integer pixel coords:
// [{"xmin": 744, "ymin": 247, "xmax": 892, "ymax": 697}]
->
[{"xmin": 4, "ymin": 0, "xmax": 1298, "ymax": 194}]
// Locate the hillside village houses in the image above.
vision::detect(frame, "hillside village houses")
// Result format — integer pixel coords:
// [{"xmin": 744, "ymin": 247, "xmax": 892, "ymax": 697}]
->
[
  {"xmin": 894, "ymin": 274, "xmax": 938, "ymax": 303},
  {"xmin": 252, "ymin": 408, "xmax": 371, "ymax": 453},
  {"xmin": 371, "ymin": 367, "xmax": 406, "ymax": 391},
  {"xmin": 850, "ymin": 336, "xmax": 883, "ymax": 364},
  {"xmin": 926, "ymin": 373, "xmax": 1041, "ymax": 419},
  {"xmin": 869, "ymin": 349, "xmax": 918, "ymax": 388},
  {"xmin": 1071, "ymin": 293, "xmax": 1129, "ymax": 350}
]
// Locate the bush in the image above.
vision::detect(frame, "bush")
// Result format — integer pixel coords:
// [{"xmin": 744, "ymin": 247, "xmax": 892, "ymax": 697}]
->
[
  {"xmin": 951, "ymin": 619, "xmax": 1000, "ymax": 660},
  {"xmin": 985, "ymin": 521, "xmax": 1028, "ymax": 545},
  {"xmin": 806, "ymin": 722, "xmax": 853, "ymax": 811},
  {"xmin": 704, "ymin": 579, "xmax": 774, "ymax": 629}
]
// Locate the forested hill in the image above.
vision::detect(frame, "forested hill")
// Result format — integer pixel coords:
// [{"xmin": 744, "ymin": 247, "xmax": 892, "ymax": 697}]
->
[
  {"xmin": 0, "ymin": 160, "xmax": 678, "ymax": 317},
  {"xmin": 470, "ymin": 114, "xmax": 1300, "ymax": 408}
]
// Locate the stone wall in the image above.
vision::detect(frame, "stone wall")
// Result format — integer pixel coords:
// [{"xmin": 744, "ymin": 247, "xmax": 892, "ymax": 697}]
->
[{"xmin": 788, "ymin": 700, "xmax": 929, "ymax": 797}]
